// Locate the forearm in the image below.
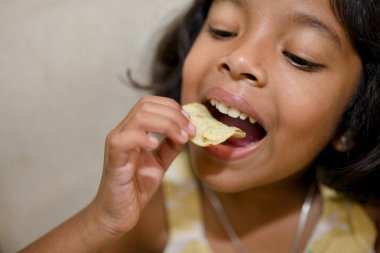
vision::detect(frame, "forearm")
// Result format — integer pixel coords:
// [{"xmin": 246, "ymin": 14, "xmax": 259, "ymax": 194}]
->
[{"xmin": 18, "ymin": 204, "xmax": 117, "ymax": 253}]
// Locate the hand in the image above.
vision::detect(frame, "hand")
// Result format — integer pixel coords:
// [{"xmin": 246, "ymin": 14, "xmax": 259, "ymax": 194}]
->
[{"xmin": 90, "ymin": 95, "xmax": 194, "ymax": 239}]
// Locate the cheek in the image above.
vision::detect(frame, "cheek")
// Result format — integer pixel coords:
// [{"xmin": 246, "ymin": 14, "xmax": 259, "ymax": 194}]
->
[
  {"xmin": 270, "ymin": 53, "xmax": 361, "ymax": 171},
  {"xmin": 285, "ymin": 102, "xmax": 338, "ymax": 146},
  {"xmin": 293, "ymin": 90, "xmax": 341, "ymax": 127},
  {"xmin": 267, "ymin": 99, "xmax": 339, "ymax": 176},
  {"xmin": 181, "ymin": 48, "xmax": 202, "ymax": 104},
  {"xmin": 281, "ymin": 60, "xmax": 359, "ymax": 124},
  {"xmin": 181, "ymin": 36, "xmax": 218, "ymax": 104},
  {"xmin": 274, "ymin": 78, "xmax": 355, "ymax": 160}
]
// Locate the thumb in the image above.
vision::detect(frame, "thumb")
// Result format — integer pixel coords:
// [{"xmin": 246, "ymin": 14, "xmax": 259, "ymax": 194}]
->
[{"xmin": 153, "ymin": 137, "xmax": 185, "ymax": 170}]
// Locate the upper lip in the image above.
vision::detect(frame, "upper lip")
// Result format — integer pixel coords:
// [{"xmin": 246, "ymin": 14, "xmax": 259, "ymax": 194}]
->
[{"xmin": 201, "ymin": 87, "xmax": 266, "ymax": 130}]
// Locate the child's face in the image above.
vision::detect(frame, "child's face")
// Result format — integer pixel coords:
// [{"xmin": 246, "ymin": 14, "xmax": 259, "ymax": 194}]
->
[{"xmin": 181, "ymin": 0, "xmax": 362, "ymax": 191}]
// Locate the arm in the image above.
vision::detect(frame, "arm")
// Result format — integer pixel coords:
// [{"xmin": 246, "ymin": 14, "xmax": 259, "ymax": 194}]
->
[
  {"xmin": 19, "ymin": 95, "xmax": 194, "ymax": 253},
  {"xmin": 19, "ymin": 204, "xmax": 116, "ymax": 253}
]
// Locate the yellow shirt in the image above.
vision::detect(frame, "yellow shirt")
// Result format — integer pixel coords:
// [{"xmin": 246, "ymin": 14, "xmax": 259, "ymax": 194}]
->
[{"xmin": 163, "ymin": 151, "xmax": 377, "ymax": 253}]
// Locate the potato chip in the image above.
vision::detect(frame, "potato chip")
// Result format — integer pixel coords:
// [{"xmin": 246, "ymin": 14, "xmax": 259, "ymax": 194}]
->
[{"xmin": 182, "ymin": 103, "xmax": 246, "ymax": 147}]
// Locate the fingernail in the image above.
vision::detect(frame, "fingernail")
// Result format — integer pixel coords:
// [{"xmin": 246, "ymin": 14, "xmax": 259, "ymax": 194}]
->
[
  {"xmin": 181, "ymin": 109, "xmax": 190, "ymax": 119},
  {"xmin": 188, "ymin": 122, "xmax": 196, "ymax": 136},
  {"xmin": 148, "ymin": 136, "xmax": 159, "ymax": 147},
  {"xmin": 180, "ymin": 130, "xmax": 189, "ymax": 142}
]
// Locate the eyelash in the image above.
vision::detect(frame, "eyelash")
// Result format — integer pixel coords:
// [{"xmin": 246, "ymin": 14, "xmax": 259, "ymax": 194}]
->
[
  {"xmin": 207, "ymin": 26, "xmax": 237, "ymax": 39},
  {"xmin": 207, "ymin": 26, "xmax": 324, "ymax": 72},
  {"xmin": 283, "ymin": 51, "xmax": 323, "ymax": 71}
]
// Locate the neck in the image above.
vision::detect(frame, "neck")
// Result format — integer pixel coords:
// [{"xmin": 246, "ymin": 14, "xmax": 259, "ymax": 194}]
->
[
  {"xmin": 202, "ymin": 177, "xmax": 319, "ymax": 253},
  {"xmin": 202, "ymin": 172, "xmax": 315, "ymax": 239},
  {"xmin": 219, "ymin": 173, "xmax": 310, "ymax": 212}
]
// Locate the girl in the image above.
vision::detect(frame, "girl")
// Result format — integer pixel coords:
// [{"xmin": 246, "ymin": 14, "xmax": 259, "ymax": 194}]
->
[{"xmin": 20, "ymin": 0, "xmax": 380, "ymax": 252}]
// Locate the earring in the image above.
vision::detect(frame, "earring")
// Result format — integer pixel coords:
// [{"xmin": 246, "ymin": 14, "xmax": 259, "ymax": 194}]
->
[{"xmin": 332, "ymin": 131, "xmax": 355, "ymax": 152}]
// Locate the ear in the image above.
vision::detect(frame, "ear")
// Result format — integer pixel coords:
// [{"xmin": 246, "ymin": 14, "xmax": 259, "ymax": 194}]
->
[{"xmin": 331, "ymin": 131, "xmax": 355, "ymax": 153}]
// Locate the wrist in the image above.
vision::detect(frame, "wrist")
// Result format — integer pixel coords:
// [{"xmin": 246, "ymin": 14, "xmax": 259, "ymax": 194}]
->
[
  {"xmin": 78, "ymin": 202, "xmax": 125, "ymax": 251},
  {"xmin": 85, "ymin": 197, "xmax": 134, "ymax": 241}
]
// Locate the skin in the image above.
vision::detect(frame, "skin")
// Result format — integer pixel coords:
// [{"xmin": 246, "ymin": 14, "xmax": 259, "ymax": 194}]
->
[
  {"xmin": 19, "ymin": 0, "xmax": 379, "ymax": 252},
  {"xmin": 20, "ymin": 96, "xmax": 193, "ymax": 252},
  {"xmin": 179, "ymin": 0, "xmax": 374, "ymax": 251},
  {"xmin": 182, "ymin": 0, "xmax": 362, "ymax": 192}
]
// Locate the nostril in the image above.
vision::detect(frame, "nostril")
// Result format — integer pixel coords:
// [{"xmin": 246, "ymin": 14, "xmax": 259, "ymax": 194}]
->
[
  {"xmin": 220, "ymin": 63, "xmax": 258, "ymax": 82},
  {"xmin": 242, "ymin": 73, "xmax": 257, "ymax": 82},
  {"xmin": 221, "ymin": 63, "xmax": 231, "ymax": 71}
]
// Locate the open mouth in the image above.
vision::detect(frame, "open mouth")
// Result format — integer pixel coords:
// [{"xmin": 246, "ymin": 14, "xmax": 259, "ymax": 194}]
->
[{"xmin": 205, "ymin": 99, "xmax": 267, "ymax": 147}]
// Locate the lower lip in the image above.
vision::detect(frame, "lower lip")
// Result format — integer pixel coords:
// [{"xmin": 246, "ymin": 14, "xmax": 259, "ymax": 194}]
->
[{"xmin": 204, "ymin": 139, "xmax": 264, "ymax": 160}]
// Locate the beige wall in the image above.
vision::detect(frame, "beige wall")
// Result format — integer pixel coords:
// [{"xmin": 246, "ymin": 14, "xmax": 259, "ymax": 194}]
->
[{"xmin": 0, "ymin": 1, "xmax": 191, "ymax": 252}]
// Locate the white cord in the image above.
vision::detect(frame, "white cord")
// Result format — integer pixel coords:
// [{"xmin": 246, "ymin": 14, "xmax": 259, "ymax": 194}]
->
[{"xmin": 202, "ymin": 183, "xmax": 315, "ymax": 253}]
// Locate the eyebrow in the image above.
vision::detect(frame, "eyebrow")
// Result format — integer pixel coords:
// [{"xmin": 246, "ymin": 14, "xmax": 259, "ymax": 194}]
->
[
  {"xmin": 294, "ymin": 13, "xmax": 342, "ymax": 48},
  {"xmin": 211, "ymin": 1, "xmax": 342, "ymax": 48},
  {"xmin": 214, "ymin": 0, "xmax": 242, "ymax": 6}
]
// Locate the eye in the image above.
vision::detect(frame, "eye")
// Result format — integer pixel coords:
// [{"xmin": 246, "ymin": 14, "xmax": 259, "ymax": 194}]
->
[
  {"xmin": 207, "ymin": 26, "xmax": 237, "ymax": 40},
  {"xmin": 283, "ymin": 51, "xmax": 323, "ymax": 71}
]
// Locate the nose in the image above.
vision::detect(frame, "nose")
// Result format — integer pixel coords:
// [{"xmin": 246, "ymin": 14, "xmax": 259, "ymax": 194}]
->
[{"xmin": 218, "ymin": 41, "xmax": 268, "ymax": 87}]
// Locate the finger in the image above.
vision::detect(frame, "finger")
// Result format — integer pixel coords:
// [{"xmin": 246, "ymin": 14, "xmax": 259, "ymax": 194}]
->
[
  {"xmin": 107, "ymin": 148, "xmax": 141, "ymax": 184},
  {"xmin": 138, "ymin": 95, "xmax": 182, "ymax": 110},
  {"xmin": 153, "ymin": 137, "xmax": 185, "ymax": 170},
  {"xmin": 112, "ymin": 95, "xmax": 180, "ymax": 131},
  {"xmin": 121, "ymin": 101, "xmax": 194, "ymax": 136},
  {"xmin": 105, "ymin": 109, "xmax": 191, "ymax": 170},
  {"xmin": 122, "ymin": 111, "xmax": 191, "ymax": 144},
  {"xmin": 105, "ymin": 130, "xmax": 159, "ymax": 169},
  {"xmin": 135, "ymin": 96, "xmax": 190, "ymax": 132},
  {"xmin": 134, "ymin": 149, "xmax": 166, "ymax": 205}
]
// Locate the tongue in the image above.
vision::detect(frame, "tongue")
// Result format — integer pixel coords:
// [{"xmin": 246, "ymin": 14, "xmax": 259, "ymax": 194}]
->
[{"xmin": 218, "ymin": 115, "xmax": 266, "ymax": 147}]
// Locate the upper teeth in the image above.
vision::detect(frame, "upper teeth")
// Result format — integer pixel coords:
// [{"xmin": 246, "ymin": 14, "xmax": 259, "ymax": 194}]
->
[{"xmin": 210, "ymin": 99, "xmax": 256, "ymax": 124}]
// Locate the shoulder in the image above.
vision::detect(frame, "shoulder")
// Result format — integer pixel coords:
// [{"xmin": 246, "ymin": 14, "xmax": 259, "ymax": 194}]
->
[
  {"xmin": 365, "ymin": 205, "xmax": 380, "ymax": 225},
  {"xmin": 315, "ymin": 186, "xmax": 379, "ymax": 251},
  {"xmin": 365, "ymin": 206, "xmax": 380, "ymax": 252},
  {"xmin": 102, "ymin": 187, "xmax": 168, "ymax": 253}
]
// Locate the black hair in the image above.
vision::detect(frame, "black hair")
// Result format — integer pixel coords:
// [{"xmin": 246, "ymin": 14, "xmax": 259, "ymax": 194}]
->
[
  {"xmin": 319, "ymin": 0, "xmax": 380, "ymax": 205},
  {"xmin": 130, "ymin": 0, "xmax": 380, "ymax": 205},
  {"xmin": 129, "ymin": 0, "xmax": 211, "ymax": 102}
]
